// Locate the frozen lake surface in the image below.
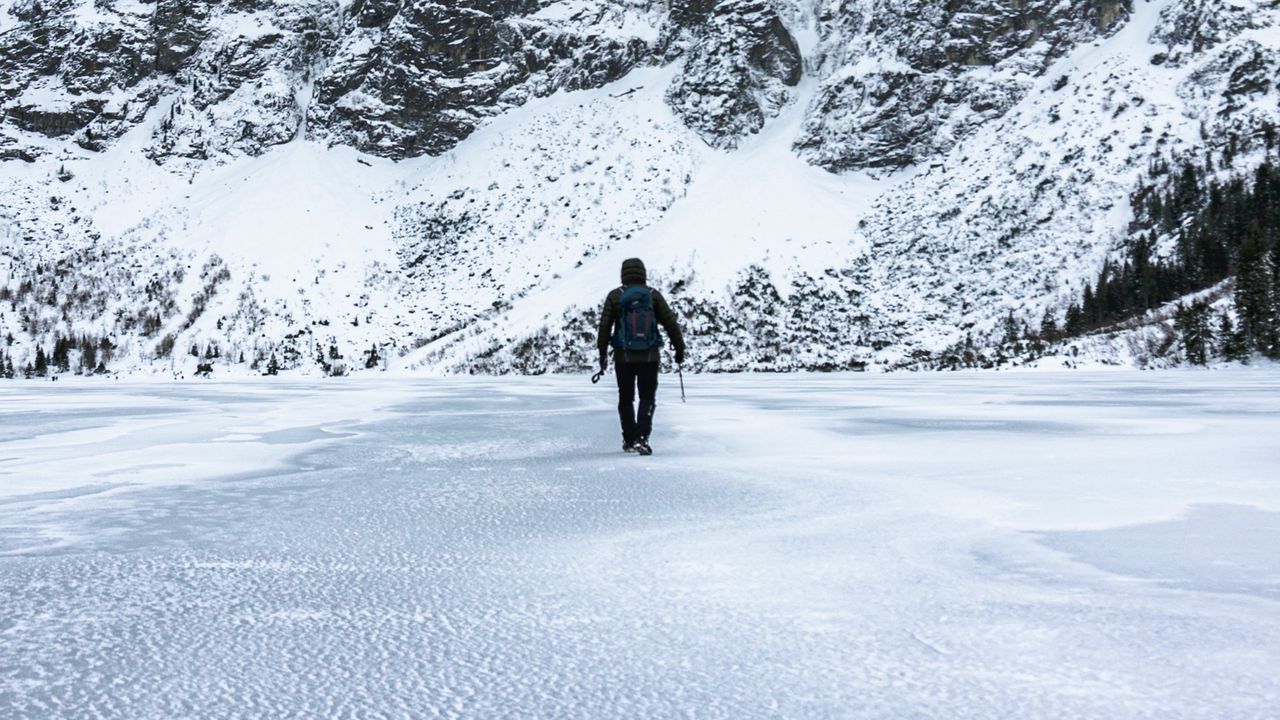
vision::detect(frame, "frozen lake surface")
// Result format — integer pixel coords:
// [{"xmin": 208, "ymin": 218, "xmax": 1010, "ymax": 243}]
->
[{"xmin": 1, "ymin": 372, "xmax": 1278, "ymax": 718}]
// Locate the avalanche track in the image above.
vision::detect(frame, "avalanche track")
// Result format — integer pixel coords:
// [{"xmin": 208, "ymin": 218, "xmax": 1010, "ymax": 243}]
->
[{"xmin": 1, "ymin": 372, "xmax": 1278, "ymax": 718}]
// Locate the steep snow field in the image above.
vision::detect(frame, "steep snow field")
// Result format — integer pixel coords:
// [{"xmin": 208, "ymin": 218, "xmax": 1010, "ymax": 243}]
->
[{"xmin": 2, "ymin": 372, "xmax": 1278, "ymax": 717}]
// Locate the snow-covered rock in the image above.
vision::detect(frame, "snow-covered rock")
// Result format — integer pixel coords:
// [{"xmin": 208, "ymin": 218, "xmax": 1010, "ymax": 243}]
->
[
  {"xmin": 665, "ymin": 0, "xmax": 802, "ymax": 149},
  {"xmin": 796, "ymin": 0, "xmax": 1134, "ymax": 171},
  {"xmin": 307, "ymin": 0, "xmax": 663, "ymax": 158}
]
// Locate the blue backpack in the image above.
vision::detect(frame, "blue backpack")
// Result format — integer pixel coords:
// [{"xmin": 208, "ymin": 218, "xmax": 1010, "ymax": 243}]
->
[{"xmin": 611, "ymin": 286, "xmax": 662, "ymax": 352}]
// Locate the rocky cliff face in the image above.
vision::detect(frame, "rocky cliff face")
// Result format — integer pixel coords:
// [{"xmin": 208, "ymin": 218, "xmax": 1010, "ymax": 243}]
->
[
  {"xmin": 306, "ymin": 0, "xmax": 664, "ymax": 158},
  {"xmin": 0, "ymin": 0, "xmax": 670, "ymax": 164},
  {"xmin": 2, "ymin": 0, "xmax": 800, "ymax": 164},
  {"xmin": 796, "ymin": 0, "xmax": 1135, "ymax": 171},
  {"xmin": 2, "ymin": 0, "xmax": 1140, "ymax": 168},
  {"xmin": 0, "ymin": 0, "xmax": 854, "ymax": 165},
  {"xmin": 0, "ymin": 0, "xmax": 340, "ymax": 161},
  {"xmin": 665, "ymin": 0, "xmax": 802, "ymax": 149}
]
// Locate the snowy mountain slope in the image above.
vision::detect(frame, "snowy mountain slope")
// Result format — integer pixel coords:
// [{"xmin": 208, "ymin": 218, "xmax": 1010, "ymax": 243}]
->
[
  {"xmin": 408, "ymin": 0, "xmax": 1280, "ymax": 372},
  {"xmin": 391, "ymin": 66, "xmax": 703, "ymax": 344},
  {"xmin": 401, "ymin": 63, "xmax": 899, "ymax": 373},
  {"xmin": 796, "ymin": 0, "xmax": 1135, "ymax": 171},
  {"xmin": 860, "ymin": 0, "xmax": 1192, "ymax": 356},
  {"xmin": 1, "ymin": 0, "xmax": 1278, "ymax": 376},
  {"xmin": 857, "ymin": 0, "xmax": 1280, "ymax": 361},
  {"xmin": 0, "ymin": 0, "xmax": 676, "ymax": 166},
  {"xmin": 306, "ymin": 0, "xmax": 668, "ymax": 158}
]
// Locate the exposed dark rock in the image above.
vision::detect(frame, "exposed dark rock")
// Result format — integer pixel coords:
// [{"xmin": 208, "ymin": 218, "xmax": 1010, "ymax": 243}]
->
[
  {"xmin": 0, "ymin": 0, "xmax": 781, "ymax": 161},
  {"xmin": 1152, "ymin": 0, "xmax": 1254, "ymax": 64},
  {"xmin": 798, "ymin": 0, "xmax": 1135, "ymax": 172},
  {"xmin": 0, "ymin": 0, "xmax": 152, "ymax": 153},
  {"xmin": 666, "ymin": 0, "xmax": 802, "ymax": 149},
  {"xmin": 669, "ymin": 0, "xmax": 718, "ymax": 27},
  {"xmin": 796, "ymin": 72, "xmax": 1022, "ymax": 170},
  {"xmin": 350, "ymin": 0, "xmax": 404, "ymax": 28},
  {"xmin": 153, "ymin": 0, "xmax": 212, "ymax": 74},
  {"xmin": 307, "ymin": 0, "xmax": 654, "ymax": 159},
  {"xmin": 7, "ymin": 99, "xmax": 104, "ymax": 137},
  {"xmin": 60, "ymin": 24, "xmax": 151, "ymax": 92},
  {"xmin": 0, "ymin": 138, "xmax": 41, "ymax": 163}
]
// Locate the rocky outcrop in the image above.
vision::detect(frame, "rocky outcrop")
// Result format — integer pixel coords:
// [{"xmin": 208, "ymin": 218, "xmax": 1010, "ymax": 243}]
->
[
  {"xmin": 0, "ymin": 0, "xmax": 1145, "ymax": 169},
  {"xmin": 144, "ymin": 0, "xmax": 339, "ymax": 162},
  {"xmin": 306, "ymin": 0, "xmax": 658, "ymax": 159},
  {"xmin": 1, "ymin": 0, "xmax": 667, "ymax": 163},
  {"xmin": 6, "ymin": 99, "xmax": 102, "ymax": 137},
  {"xmin": 153, "ymin": 0, "xmax": 213, "ymax": 74},
  {"xmin": 797, "ymin": 0, "xmax": 1135, "ymax": 172},
  {"xmin": 797, "ymin": 71, "xmax": 1023, "ymax": 170},
  {"xmin": 0, "ymin": 0, "xmax": 153, "ymax": 146},
  {"xmin": 665, "ymin": 0, "xmax": 803, "ymax": 149},
  {"xmin": 1180, "ymin": 39, "xmax": 1280, "ymax": 159},
  {"xmin": 1151, "ymin": 0, "xmax": 1259, "ymax": 64},
  {"xmin": 0, "ymin": 135, "xmax": 39, "ymax": 162}
]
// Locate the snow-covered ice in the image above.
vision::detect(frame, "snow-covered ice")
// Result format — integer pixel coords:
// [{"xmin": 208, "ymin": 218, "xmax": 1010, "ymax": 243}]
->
[{"xmin": 1, "ymin": 371, "xmax": 1278, "ymax": 717}]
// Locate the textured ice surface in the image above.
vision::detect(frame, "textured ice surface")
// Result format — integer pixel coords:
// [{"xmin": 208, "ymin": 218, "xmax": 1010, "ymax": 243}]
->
[{"xmin": 1, "ymin": 371, "xmax": 1279, "ymax": 718}]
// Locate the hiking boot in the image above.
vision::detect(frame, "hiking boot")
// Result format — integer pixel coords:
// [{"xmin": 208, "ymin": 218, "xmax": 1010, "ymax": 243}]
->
[
  {"xmin": 634, "ymin": 438, "xmax": 653, "ymax": 456},
  {"xmin": 623, "ymin": 441, "xmax": 638, "ymax": 453}
]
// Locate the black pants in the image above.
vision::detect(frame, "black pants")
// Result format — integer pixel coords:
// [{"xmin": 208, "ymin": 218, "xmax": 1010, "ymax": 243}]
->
[{"xmin": 615, "ymin": 362, "xmax": 659, "ymax": 443}]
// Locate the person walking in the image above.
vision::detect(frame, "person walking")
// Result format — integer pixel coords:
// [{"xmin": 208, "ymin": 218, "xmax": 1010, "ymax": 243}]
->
[{"xmin": 597, "ymin": 258, "xmax": 686, "ymax": 456}]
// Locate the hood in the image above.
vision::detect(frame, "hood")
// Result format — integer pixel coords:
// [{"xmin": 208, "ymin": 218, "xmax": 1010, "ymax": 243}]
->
[{"xmin": 621, "ymin": 257, "xmax": 647, "ymax": 285}]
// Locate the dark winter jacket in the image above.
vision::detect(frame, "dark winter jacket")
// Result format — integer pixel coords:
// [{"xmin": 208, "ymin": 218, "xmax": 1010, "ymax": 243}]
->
[{"xmin": 597, "ymin": 259, "xmax": 686, "ymax": 365}]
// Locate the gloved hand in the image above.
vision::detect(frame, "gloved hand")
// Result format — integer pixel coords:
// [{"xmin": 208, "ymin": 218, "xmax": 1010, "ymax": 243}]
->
[
  {"xmin": 598, "ymin": 352, "xmax": 608, "ymax": 373},
  {"xmin": 674, "ymin": 348, "xmax": 685, "ymax": 365}
]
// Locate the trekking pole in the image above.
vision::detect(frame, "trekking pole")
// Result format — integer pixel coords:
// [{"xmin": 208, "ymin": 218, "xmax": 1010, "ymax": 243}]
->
[{"xmin": 678, "ymin": 364, "xmax": 686, "ymax": 403}]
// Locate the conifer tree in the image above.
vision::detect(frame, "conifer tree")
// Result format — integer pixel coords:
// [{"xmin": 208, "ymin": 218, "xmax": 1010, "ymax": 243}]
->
[
  {"xmin": 1095, "ymin": 268, "xmax": 1113, "ymax": 324},
  {"xmin": 1218, "ymin": 313, "xmax": 1249, "ymax": 362},
  {"xmin": 1176, "ymin": 302, "xmax": 1213, "ymax": 365},
  {"xmin": 1039, "ymin": 308, "xmax": 1059, "ymax": 340},
  {"xmin": 52, "ymin": 336, "xmax": 70, "ymax": 373},
  {"xmin": 1064, "ymin": 303, "xmax": 1084, "ymax": 336},
  {"xmin": 1060, "ymin": 158, "xmax": 1278, "ymax": 358},
  {"xmin": 80, "ymin": 339, "xmax": 97, "ymax": 372},
  {"xmin": 34, "ymin": 346, "xmax": 48, "ymax": 376},
  {"xmin": 1271, "ymin": 239, "xmax": 1280, "ymax": 330},
  {"xmin": 1001, "ymin": 311, "xmax": 1020, "ymax": 346},
  {"xmin": 1235, "ymin": 225, "xmax": 1277, "ymax": 355}
]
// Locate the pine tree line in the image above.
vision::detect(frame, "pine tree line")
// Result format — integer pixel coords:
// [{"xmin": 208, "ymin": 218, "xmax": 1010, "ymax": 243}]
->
[
  {"xmin": 0, "ymin": 350, "xmax": 15, "ymax": 379},
  {"xmin": 1060, "ymin": 156, "xmax": 1280, "ymax": 361},
  {"xmin": 0, "ymin": 333, "xmax": 116, "ymax": 379}
]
